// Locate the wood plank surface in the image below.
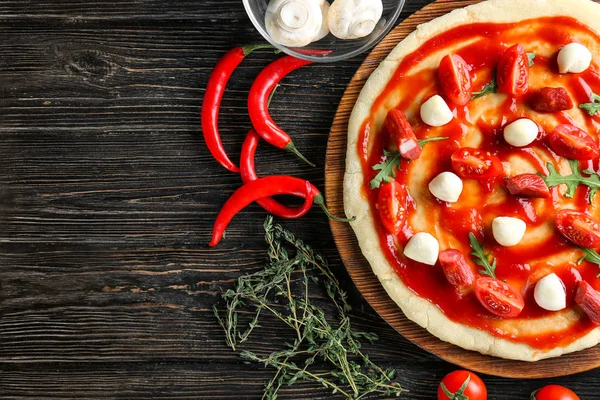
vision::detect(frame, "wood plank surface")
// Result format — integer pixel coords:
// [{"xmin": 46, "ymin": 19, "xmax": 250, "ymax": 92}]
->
[{"xmin": 0, "ymin": 0, "xmax": 599, "ymax": 398}]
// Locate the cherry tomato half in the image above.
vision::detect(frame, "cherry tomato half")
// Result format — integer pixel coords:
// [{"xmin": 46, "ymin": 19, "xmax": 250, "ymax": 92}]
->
[
  {"xmin": 384, "ymin": 109, "xmax": 421, "ymax": 160},
  {"xmin": 548, "ymin": 124, "xmax": 599, "ymax": 160},
  {"xmin": 438, "ymin": 370, "xmax": 487, "ymax": 400},
  {"xmin": 474, "ymin": 277, "xmax": 524, "ymax": 318},
  {"xmin": 438, "ymin": 54, "xmax": 472, "ymax": 106},
  {"xmin": 497, "ymin": 43, "xmax": 529, "ymax": 96},
  {"xmin": 451, "ymin": 147, "xmax": 504, "ymax": 180},
  {"xmin": 532, "ymin": 385, "xmax": 580, "ymax": 400},
  {"xmin": 377, "ymin": 181, "xmax": 409, "ymax": 236},
  {"xmin": 555, "ymin": 210, "xmax": 600, "ymax": 248}
]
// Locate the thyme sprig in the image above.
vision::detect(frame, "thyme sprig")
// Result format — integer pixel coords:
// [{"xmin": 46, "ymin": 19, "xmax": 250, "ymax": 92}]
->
[
  {"xmin": 539, "ymin": 160, "xmax": 600, "ymax": 203},
  {"xmin": 469, "ymin": 232, "xmax": 497, "ymax": 279},
  {"xmin": 213, "ymin": 216, "xmax": 405, "ymax": 399}
]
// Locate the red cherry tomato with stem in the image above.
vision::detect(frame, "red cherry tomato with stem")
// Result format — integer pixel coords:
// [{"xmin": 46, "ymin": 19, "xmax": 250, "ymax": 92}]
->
[
  {"xmin": 451, "ymin": 148, "xmax": 504, "ymax": 180},
  {"xmin": 377, "ymin": 181, "xmax": 409, "ymax": 236},
  {"xmin": 555, "ymin": 210, "xmax": 600, "ymax": 249},
  {"xmin": 474, "ymin": 277, "xmax": 524, "ymax": 318},
  {"xmin": 532, "ymin": 385, "xmax": 580, "ymax": 400},
  {"xmin": 438, "ymin": 370, "xmax": 487, "ymax": 400},
  {"xmin": 438, "ymin": 54, "xmax": 472, "ymax": 106},
  {"xmin": 497, "ymin": 43, "xmax": 529, "ymax": 96}
]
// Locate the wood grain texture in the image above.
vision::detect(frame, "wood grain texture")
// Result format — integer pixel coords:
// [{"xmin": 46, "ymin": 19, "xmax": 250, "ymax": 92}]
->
[
  {"xmin": 0, "ymin": 0, "xmax": 599, "ymax": 398},
  {"xmin": 325, "ymin": 0, "xmax": 600, "ymax": 380}
]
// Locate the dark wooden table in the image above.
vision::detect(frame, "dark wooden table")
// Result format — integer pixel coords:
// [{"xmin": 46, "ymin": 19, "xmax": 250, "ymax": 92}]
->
[{"xmin": 1, "ymin": 1, "xmax": 599, "ymax": 399}]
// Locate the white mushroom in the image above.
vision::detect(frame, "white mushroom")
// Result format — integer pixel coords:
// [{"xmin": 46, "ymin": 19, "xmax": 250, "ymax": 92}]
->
[
  {"xmin": 327, "ymin": 0, "xmax": 383, "ymax": 40},
  {"xmin": 312, "ymin": 1, "xmax": 330, "ymax": 42},
  {"xmin": 265, "ymin": 0, "xmax": 324, "ymax": 47}
]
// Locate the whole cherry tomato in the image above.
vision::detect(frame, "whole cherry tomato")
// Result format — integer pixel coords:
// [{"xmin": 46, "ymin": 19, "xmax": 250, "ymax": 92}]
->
[
  {"xmin": 548, "ymin": 124, "xmax": 599, "ymax": 160},
  {"xmin": 384, "ymin": 109, "xmax": 421, "ymax": 160},
  {"xmin": 438, "ymin": 370, "xmax": 487, "ymax": 400},
  {"xmin": 532, "ymin": 385, "xmax": 580, "ymax": 400},
  {"xmin": 377, "ymin": 181, "xmax": 409, "ymax": 236},
  {"xmin": 497, "ymin": 43, "xmax": 529, "ymax": 96},
  {"xmin": 451, "ymin": 147, "xmax": 504, "ymax": 180},
  {"xmin": 438, "ymin": 54, "xmax": 472, "ymax": 106},
  {"xmin": 474, "ymin": 277, "xmax": 524, "ymax": 318},
  {"xmin": 555, "ymin": 210, "xmax": 600, "ymax": 248}
]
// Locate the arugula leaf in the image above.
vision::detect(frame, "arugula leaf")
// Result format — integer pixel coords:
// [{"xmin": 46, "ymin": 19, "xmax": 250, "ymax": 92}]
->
[
  {"xmin": 539, "ymin": 160, "xmax": 600, "ymax": 203},
  {"xmin": 471, "ymin": 77, "xmax": 498, "ymax": 99},
  {"xmin": 578, "ymin": 248, "xmax": 600, "ymax": 277},
  {"xmin": 527, "ymin": 52, "xmax": 536, "ymax": 67},
  {"xmin": 418, "ymin": 136, "xmax": 449, "ymax": 149},
  {"xmin": 579, "ymin": 93, "xmax": 600, "ymax": 116},
  {"xmin": 369, "ymin": 138, "xmax": 448, "ymax": 189},
  {"xmin": 370, "ymin": 151, "xmax": 401, "ymax": 189},
  {"xmin": 469, "ymin": 232, "xmax": 497, "ymax": 279}
]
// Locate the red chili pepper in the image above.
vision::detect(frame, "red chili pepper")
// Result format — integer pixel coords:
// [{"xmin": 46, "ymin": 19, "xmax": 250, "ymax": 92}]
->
[
  {"xmin": 248, "ymin": 55, "xmax": 315, "ymax": 167},
  {"xmin": 241, "ymin": 130, "xmax": 313, "ymax": 218},
  {"xmin": 209, "ymin": 176, "xmax": 354, "ymax": 246},
  {"xmin": 201, "ymin": 44, "xmax": 271, "ymax": 173}
]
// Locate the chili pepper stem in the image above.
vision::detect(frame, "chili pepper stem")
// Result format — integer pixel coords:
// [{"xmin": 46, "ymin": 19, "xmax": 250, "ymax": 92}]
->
[
  {"xmin": 285, "ymin": 142, "xmax": 316, "ymax": 167},
  {"xmin": 241, "ymin": 43, "xmax": 273, "ymax": 56},
  {"xmin": 313, "ymin": 194, "xmax": 355, "ymax": 222}
]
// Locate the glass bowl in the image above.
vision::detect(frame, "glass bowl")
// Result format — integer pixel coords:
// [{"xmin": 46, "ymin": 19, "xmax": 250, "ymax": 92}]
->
[{"xmin": 242, "ymin": 0, "xmax": 406, "ymax": 62}]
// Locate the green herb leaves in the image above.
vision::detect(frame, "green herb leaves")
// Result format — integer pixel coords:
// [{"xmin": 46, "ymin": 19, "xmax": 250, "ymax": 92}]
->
[
  {"xmin": 469, "ymin": 232, "xmax": 497, "ymax": 279},
  {"xmin": 214, "ymin": 216, "xmax": 404, "ymax": 400},
  {"xmin": 579, "ymin": 93, "xmax": 600, "ymax": 116},
  {"xmin": 440, "ymin": 375, "xmax": 471, "ymax": 400},
  {"xmin": 471, "ymin": 77, "xmax": 498, "ymax": 99},
  {"xmin": 527, "ymin": 52, "xmax": 536, "ymax": 67},
  {"xmin": 370, "ymin": 150, "xmax": 400, "ymax": 189},
  {"xmin": 418, "ymin": 136, "xmax": 449, "ymax": 148},
  {"xmin": 540, "ymin": 160, "xmax": 600, "ymax": 203},
  {"xmin": 370, "ymin": 137, "xmax": 449, "ymax": 189}
]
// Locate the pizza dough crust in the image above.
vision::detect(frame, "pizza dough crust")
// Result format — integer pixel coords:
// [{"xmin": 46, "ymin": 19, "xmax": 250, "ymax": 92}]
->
[{"xmin": 344, "ymin": 0, "xmax": 600, "ymax": 361}]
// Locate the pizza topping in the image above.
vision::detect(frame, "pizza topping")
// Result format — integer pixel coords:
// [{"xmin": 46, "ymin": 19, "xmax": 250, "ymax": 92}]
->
[
  {"xmin": 557, "ymin": 42, "xmax": 592, "ymax": 74},
  {"xmin": 503, "ymin": 118, "xmax": 539, "ymax": 147},
  {"xmin": 492, "ymin": 216, "xmax": 526, "ymax": 247},
  {"xmin": 575, "ymin": 281, "xmax": 600, "ymax": 324},
  {"xmin": 555, "ymin": 210, "xmax": 600, "ymax": 249},
  {"xmin": 548, "ymin": 124, "xmax": 600, "ymax": 160},
  {"xmin": 541, "ymin": 160, "xmax": 600, "ymax": 202},
  {"xmin": 420, "ymin": 95, "xmax": 454, "ymax": 127},
  {"xmin": 527, "ymin": 52, "xmax": 536, "ymax": 67},
  {"xmin": 438, "ymin": 54, "xmax": 472, "ymax": 106},
  {"xmin": 439, "ymin": 249, "xmax": 475, "ymax": 287},
  {"xmin": 533, "ymin": 273, "xmax": 567, "ymax": 311},
  {"xmin": 530, "ymin": 87, "xmax": 574, "ymax": 113},
  {"xmin": 579, "ymin": 92, "xmax": 600, "ymax": 116},
  {"xmin": 377, "ymin": 181, "xmax": 408, "ymax": 235},
  {"xmin": 474, "ymin": 277, "xmax": 525, "ymax": 318},
  {"xmin": 497, "ymin": 43, "xmax": 529, "ymax": 96},
  {"xmin": 428, "ymin": 172, "xmax": 463, "ymax": 203},
  {"xmin": 471, "ymin": 77, "xmax": 497, "ymax": 100},
  {"xmin": 451, "ymin": 148, "xmax": 504, "ymax": 180},
  {"xmin": 403, "ymin": 232, "xmax": 440, "ymax": 265},
  {"xmin": 469, "ymin": 233, "xmax": 497, "ymax": 279},
  {"xmin": 504, "ymin": 174, "xmax": 550, "ymax": 198},
  {"xmin": 384, "ymin": 109, "xmax": 421, "ymax": 159},
  {"xmin": 370, "ymin": 151, "xmax": 400, "ymax": 189}
]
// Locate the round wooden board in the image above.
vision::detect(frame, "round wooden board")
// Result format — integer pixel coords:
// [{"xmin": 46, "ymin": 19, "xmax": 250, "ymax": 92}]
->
[{"xmin": 325, "ymin": 0, "xmax": 600, "ymax": 378}]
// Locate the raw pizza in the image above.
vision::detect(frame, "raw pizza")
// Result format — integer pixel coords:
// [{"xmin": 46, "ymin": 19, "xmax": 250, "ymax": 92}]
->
[{"xmin": 344, "ymin": 0, "xmax": 600, "ymax": 361}]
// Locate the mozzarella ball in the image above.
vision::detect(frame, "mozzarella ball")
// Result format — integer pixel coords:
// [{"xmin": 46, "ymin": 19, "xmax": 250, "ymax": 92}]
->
[
  {"xmin": 557, "ymin": 43, "xmax": 593, "ymax": 74},
  {"xmin": 492, "ymin": 217, "xmax": 526, "ymax": 247},
  {"xmin": 534, "ymin": 273, "xmax": 567, "ymax": 311},
  {"xmin": 420, "ymin": 95, "xmax": 453, "ymax": 127},
  {"xmin": 403, "ymin": 232, "xmax": 439, "ymax": 266},
  {"xmin": 428, "ymin": 172, "xmax": 463, "ymax": 203},
  {"xmin": 503, "ymin": 118, "xmax": 539, "ymax": 147}
]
